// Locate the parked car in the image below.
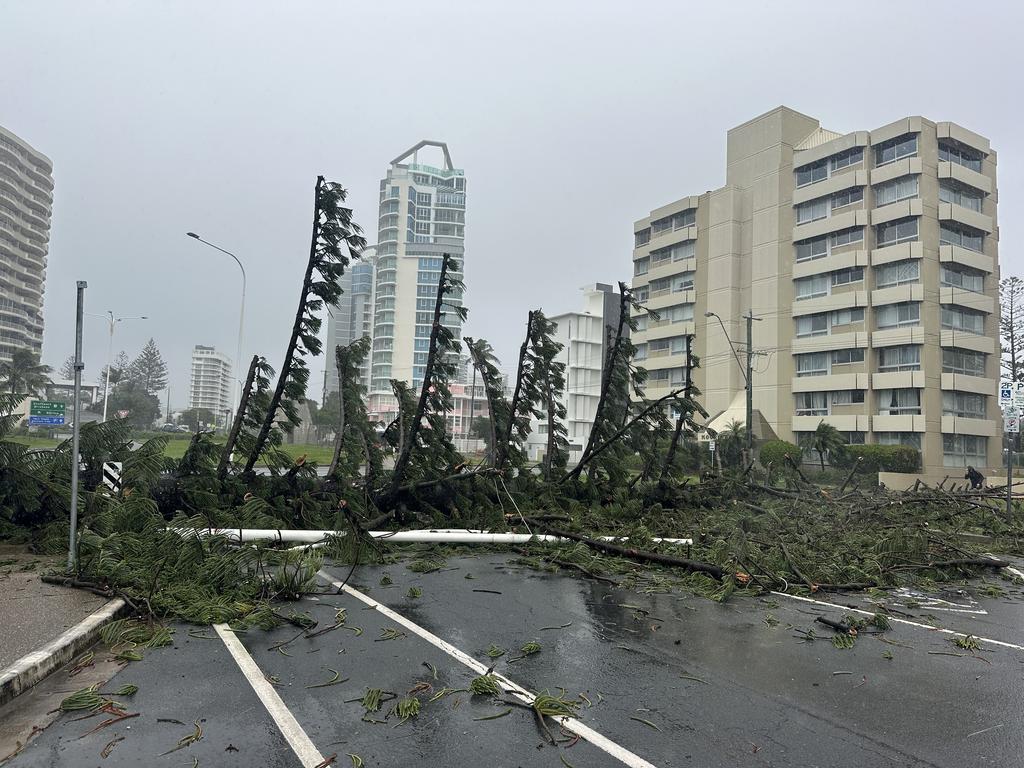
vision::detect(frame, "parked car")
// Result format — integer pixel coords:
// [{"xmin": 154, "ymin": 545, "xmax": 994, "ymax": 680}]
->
[{"xmin": 160, "ymin": 423, "xmax": 177, "ymax": 433}]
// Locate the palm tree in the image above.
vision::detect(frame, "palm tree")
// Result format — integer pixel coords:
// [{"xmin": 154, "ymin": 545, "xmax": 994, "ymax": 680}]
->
[
  {"xmin": 716, "ymin": 419, "xmax": 747, "ymax": 469},
  {"xmin": 804, "ymin": 420, "xmax": 846, "ymax": 470},
  {"xmin": 0, "ymin": 349, "xmax": 51, "ymax": 396}
]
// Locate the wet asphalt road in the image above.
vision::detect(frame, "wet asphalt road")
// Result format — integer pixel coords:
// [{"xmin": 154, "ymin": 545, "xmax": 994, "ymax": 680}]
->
[{"xmin": 5, "ymin": 554, "xmax": 1023, "ymax": 767}]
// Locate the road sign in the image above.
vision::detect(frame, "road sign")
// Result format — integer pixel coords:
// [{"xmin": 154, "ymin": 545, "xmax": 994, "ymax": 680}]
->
[
  {"xmin": 1005, "ymin": 415, "xmax": 1020, "ymax": 434},
  {"xmin": 1000, "ymin": 383, "xmax": 1013, "ymax": 406},
  {"xmin": 1004, "ymin": 404, "xmax": 1019, "ymax": 418},
  {"xmin": 117, "ymin": 410, "xmax": 130, "ymax": 419},
  {"xmin": 1015, "ymin": 382, "xmax": 1024, "ymax": 408},
  {"xmin": 708, "ymin": 440, "xmax": 716, "ymax": 453},
  {"xmin": 102, "ymin": 461, "xmax": 122, "ymax": 493},
  {"xmin": 28, "ymin": 415, "xmax": 65, "ymax": 426},
  {"xmin": 30, "ymin": 400, "xmax": 66, "ymax": 417}
]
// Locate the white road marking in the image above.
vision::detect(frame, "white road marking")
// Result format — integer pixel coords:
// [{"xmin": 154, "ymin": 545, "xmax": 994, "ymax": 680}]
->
[
  {"xmin": 1006, "ymin": 566, "xmax": 1024, "ymax": 581},
  {"xmin": 213, "ymin": 624, "xmax": 325, "ymax": 767},
  {"xmin": 771, "ymin": 591, "xmax": 1024, "ymax": 651},
  {"xmin": 319, "ymin": 570, "xmax": 659, "ymax": 768}
]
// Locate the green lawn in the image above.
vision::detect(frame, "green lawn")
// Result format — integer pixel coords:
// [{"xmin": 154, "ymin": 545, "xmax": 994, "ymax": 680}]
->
[{"xmin": 8, "ymin": 435, "xmax": 335, "ymax": 464}]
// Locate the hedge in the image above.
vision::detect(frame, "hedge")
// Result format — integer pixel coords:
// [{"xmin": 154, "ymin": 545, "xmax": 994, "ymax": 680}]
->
[
  {"xmin": 758, "ymin": 439, "xmax": 802, "ymax": 469},
  {"xmin": 837, "ymin": 444, "xmax": 920, "ymax": 474}
]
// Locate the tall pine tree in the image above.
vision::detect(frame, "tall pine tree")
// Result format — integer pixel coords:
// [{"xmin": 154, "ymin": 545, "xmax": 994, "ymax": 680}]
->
[{"xmin": 128, "ymin": 338, "xmax": 168, "ymax": 394}]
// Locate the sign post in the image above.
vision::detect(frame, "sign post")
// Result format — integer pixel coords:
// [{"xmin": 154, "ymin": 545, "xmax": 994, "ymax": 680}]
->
[{"xmin": 69, "ymin": 281, "xmax": 86, "ymax": 570}]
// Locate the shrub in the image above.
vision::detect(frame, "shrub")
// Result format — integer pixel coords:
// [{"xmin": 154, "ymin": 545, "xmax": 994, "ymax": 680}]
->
[
  {"xmin": 839, "ymin": 444, "xmax": 920, "ymax": 473},
  {"xmin": 758, "ymin": 440, "xmax": 802, "ymax": 469}
]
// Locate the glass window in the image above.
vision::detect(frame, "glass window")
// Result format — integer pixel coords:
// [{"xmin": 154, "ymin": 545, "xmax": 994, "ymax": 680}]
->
[
  {"xmin": 672, "ymin": 273, "xmax": 694, "ymax": 292},
  {"xmin": 874, "ymin": 175, "xmax": 919, "ymax": 206},
  {"xmin": 672, "ymin": 209, "xmax": 696, "ymax": 229},
  {"xmin": 875, "ymin": 134, "xmax": 918, "ymax": 166},
  {"xmin": 795, "ymin": 159, "xmax": 828, "ymax": 187},
  {"xmin": 940, "ymin": 223, "xmax": 984, "ymax": 253},
  {"xmin": 794, "ymin": 274, "xmax": 829, "ymax": 299},
  {"xmin": 796, "ymin": 235, "xmax": 828, "ymax": 262},
  {"xmin": 795, "ymin": 392, "xmax": 828, "ymax": 416},
  {"xmin": 943, "ymin": 434, "xmax": 987, "ymax": 467},
  {"xmin": 635, "ymin": 313, "xmax": 648, "ymax": 332},
  {"xmin": 942, "ymin": 348, "xmax": 986, "ymax": 376},
  {"xmin": 796, "ymin": 197, "xmax": 829, "ymax": 224},
  {"xmin": 831, "ymin": 186, "xmax": 864, "ymax": 210},
  {"xmin": 877, "ymin": 432, "xmax": 922, "ymax": 450},
  {"xmin": 938, "ymin": 142, "xmax": 984, "ymax": 172},
  {"xmin": 843, "ymin": 432, "xmax": 866, "ymax": 445},
  {"xmin": 831, "ymin": 147, "xmax": 864, "ymax": 171},
  {"xmin": 633, "ymin": 343, "xmax": 647, "ymax": 361},
  {"xmin": 831, "ymin": 267, "xmax": 864, "ymax": 286},
  {"xmin": 633, "ymin": 286, "xmax": 649, "ymax": 302},
  {"xmin": 943, "ymin": 391, "xmax": 986, "ymax": 418},
  {"xmin": 876, "ymin": 217, "xmax": 919, "ymax": 247},
  {"xmin": 875, "ymin": 260, "xmax": 920, "ymax": 288},
  {"xmin": 796, "ymin": 352, "xmax": 829, "ymax": 377},
  {"xmin": 941, "ymin": 264, "xmax": 984, "ymax": 292},
  {"xmin": 634, "ymin": 257, "xmax": 649, "ymax": 276},
  {"xmin": 831, "ymin": 390, "xmax": 865, "ymax": 405},
  {"xmin": 831, "ymin": 227, "xmax": 864, "ymax": 248},
  {"xmin": 878, "ymin": 388, "xmax": 921, "ymax": 415},
  {"xmin": 796, "ymin": 313, "xmax": 829, "ymax": 337},
  {"xmin": 831, "ymin": 348, "xmax": 865, "ymax": 365},
  {"xmin": 634, "ymin": 228, "xmax": 650, "ymax": 247},
  {"xmin": 941, "ymin": 305, "xmax": 985, "ymax": 334},
  {"xmin": 831, "ymin": 307, "xmax": 864, "ymax": 326},
  {"xmin": 877, "ymin": 345, "xmax": 921, "ymax": 371},
  {"xmin": 664, "ymin": 303, "xmax": 694, "ymax": 322},
  {"xmin": 876, "ymin": 302, "xmax": 921, "ymax": 329},
  {"xmin": 939, "ymin": 181, "xmax": 983, "ymax": 212}
]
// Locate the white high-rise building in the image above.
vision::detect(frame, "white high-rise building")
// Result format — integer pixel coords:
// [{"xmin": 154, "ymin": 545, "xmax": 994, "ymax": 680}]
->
[
  {"xmin": 324, "ymin": 247, "xmax": 376, "ymax": 399},
  {"xmin": 189, "ymin": 345, "xmax": 233, "ymax": 425},
  {"xmin": 367, "ymin": 141, "xmax": 466, "ymax": 420}
]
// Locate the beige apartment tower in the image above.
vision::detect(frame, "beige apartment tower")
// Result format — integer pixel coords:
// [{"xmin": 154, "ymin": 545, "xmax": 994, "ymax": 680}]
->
[{"xmin": 631, "ymin": 107, "xmax": 1000, "ymax": 476}]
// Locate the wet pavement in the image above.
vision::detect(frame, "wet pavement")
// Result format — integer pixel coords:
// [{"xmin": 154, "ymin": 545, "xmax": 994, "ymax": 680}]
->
[{"xmin": 4, "ymin": 554, "xmax": 1022, "ymax": 767}]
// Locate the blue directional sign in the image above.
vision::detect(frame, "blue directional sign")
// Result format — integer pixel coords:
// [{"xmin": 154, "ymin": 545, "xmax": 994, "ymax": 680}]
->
[{"xmin": 28, "ymin": 415, "xmax": 65, "ymax": 426}]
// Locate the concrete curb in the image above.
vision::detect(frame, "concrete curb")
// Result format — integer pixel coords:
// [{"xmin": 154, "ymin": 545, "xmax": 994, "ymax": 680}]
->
[{"xmin": 0, "ymin": 597, "xmax": 128, "ymax": 707}]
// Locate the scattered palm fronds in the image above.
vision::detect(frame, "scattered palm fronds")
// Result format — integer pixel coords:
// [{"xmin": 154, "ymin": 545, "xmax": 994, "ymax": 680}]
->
[
  {"xmin": 160, "ymin": 719, "xmax": 203, "ymax": 755},
  {"xmin": 486, "ymin": 644, "xmax": 505, "ymax": 658},
  {"xmin": 469, "ymin": 674, "xmax": 503, "ymax": 696},
  {"xmin": 393, "ymin": 697, "xmax": 420, "ymax": 722},
  {"xmin": 306, "ymin": 668, "xmax": 348, "ymax": 689}
]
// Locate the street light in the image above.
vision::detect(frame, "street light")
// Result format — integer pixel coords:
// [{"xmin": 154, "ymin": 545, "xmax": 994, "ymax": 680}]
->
[
  {"xmin": 87, "ymin": 311, "xmax": 148, "ymax": 421},
  {"xmin": 185, "ymin": 233, "xmax": 246, "ymax": 418}
]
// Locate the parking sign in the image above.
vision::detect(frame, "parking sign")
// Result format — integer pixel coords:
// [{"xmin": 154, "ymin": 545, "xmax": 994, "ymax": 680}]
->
[
  {"xmin": 1006, "ymin": 415, "xmax": 1020, "ymax": 434},
  {"xmin": 1015, "ymin": 382, "xmax": 1024, "ymax": 408},
  {"xmin": 1000, "ymin": 382, "xmax": 1013, "ymax": 406}
]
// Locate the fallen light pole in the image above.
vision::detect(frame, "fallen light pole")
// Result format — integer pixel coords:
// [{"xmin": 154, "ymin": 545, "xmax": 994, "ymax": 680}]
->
[
  {"xmin": 68, "ymin": 280, "xmax": 87, "ymax": 570},
  {"xmin": 173, "ymin": 528, "xmax": 693, "ymax": 546}
]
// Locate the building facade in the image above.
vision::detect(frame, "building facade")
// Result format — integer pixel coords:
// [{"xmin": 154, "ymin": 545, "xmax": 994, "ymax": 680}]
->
[
  {"xmin": 368, "ymin": 141, "xmax": 466, "ymax": 420},
  {"xmin": 527, "ymin": 283, "xmax": 622, "ymax": 464},
  {"xmin": 631, "ymin": 107, "xmax": 1000, "ymax": 476},
  {"xmin": 189, "ymin": 345, "xmax": 233, "ymax": 425},
  {"xmin": 0, "ymin": 125, "xmax": 52, "ymax": 364},
  {"xmin": 324, "ymin": 248, "xmax": 376, "ymax": 399}
]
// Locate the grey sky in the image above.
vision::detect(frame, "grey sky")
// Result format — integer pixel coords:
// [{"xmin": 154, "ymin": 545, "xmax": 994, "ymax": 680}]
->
[{"xmin": 3, "ymin": 0, "xmax": 1022, "ymax": 410}]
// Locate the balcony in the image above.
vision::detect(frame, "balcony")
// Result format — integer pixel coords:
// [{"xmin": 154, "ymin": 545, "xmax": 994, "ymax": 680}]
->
[
  {"xmin": 871, "ymin": 199, "xmax": 923, "ymax": 226},
  {"xmin": 791, "ymin": 290, "xmax": 867, "ymax": 317},
  {"xmin": 648, "ymin": 288, "xmax": 695, "ymax": 311},
  {"xmin": 872, "ymin": 371, "xmax": 925, "ymax": 390},
  {"xmin": 872, "ymin": 326, "xmax": 925, "ymax": 348},
  {"xmin": 870, "ymin": 241, "xmax": 923, "ymax": 267},
  {"xmin": 939, "ymin": 330, "xmax": 994, "ymax": 354},
  {"xmin": 938, "ymin": 161, "xmax": 991, "ymax": 195},
  {"xmin": 941, "ymin": 415, "xmax": 997, "ymax": 437},
  {"xmin": 643, "ymin": 320, "xmax": 695, "ymax": 342},
  {"xmin": 792, "ymin": 414, "xmax": 870, "ymax": 432},
  {"xmin": 869, "ymin": 157, "xmax": 923, "ymax": 186},
  {"xmin": 939, "ymin": 244, "xmax": 993, "ymax": 274},
  {"xmin": 940, "ymin": 373, "xmax": 996, "ymax": 396},
  {"xmin": 939, "ymin": 286, "xmax": 994, "ymax": 314},
  {"xmin": 792, "ymin": 170, "xmax": 868, "ymax": 206},
  {"xmin": 792, "ymin": 372, "xmax": 868, "ymax": 393},
  {"xmin": 650, "ymin": 224, "xmax": 697, "ymax": 246},
  {"xmin": 871, "ymin": 284, "xmax": 923, "ymax": 307},
  {"xmin": 938, "ymin": 203, "xmax": 993, "ymax": 234},
  {"xmin": 937, "ymin": 122, "xmax": 990, "ymax": 156},
  {"xmin": 873, "ymin": 414, "xmax": 925, "ymax": 432},
  {"xmin": 791, "ymin": 330, "xmax": 867, "ymax": 354},
  {"xmin": 792, "ymin": 209, "xmax": 869, "ymax": 243},
  {"xmin": 792, "ymin": 249, "xmax": 868, "ymax": 279}
]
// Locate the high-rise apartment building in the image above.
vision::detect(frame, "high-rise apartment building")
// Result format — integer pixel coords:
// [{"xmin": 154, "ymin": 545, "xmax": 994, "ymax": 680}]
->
[
  {"xmin": 324, "ymin": 248, "xmax": 376, "ymax": 399},
  {"xmin": 189, "ymin": 345, "xmax": 233, "ymax": 425},
  {"xmin": 0, "ymin": 125, "xmax": 52, "ymax": 364},
  {"xmin": 368, "ymin": 141, "xmax": 466, "ymax": 420},
  {"xmin": 526, "ymin": 284, "xmax": 623, "ymax": 463},
  {"xmin": 631, "ymin": 107, "xmax": 1000, "ymax": 476}
]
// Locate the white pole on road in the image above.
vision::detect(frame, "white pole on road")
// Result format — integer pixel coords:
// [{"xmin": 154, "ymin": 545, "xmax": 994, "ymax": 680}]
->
[
  {"xmin": 68, "ymin": 281, "xmax": 86, "ymax": 570},
  {"xmin": 175, "ymin": 528, "xmax": 693, "ymax": 546}
]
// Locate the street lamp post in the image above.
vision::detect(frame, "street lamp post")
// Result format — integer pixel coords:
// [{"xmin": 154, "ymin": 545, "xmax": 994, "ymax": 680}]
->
[
  {"xmin": 87, "ymin": 311, "xmax": 148, "ymax": 421},
  {"xmin": 186, "ymin": 233, "xmax": 246, "ymax": 413}
]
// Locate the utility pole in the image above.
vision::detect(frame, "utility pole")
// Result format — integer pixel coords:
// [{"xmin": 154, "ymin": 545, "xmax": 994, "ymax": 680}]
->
[
  {"xmin": 744, "ymin": 311, "xmax": 761, "ymax": 459},
  {"xmin": 69, "ymin": 281, "xmax": 87, "ymax": 570}
]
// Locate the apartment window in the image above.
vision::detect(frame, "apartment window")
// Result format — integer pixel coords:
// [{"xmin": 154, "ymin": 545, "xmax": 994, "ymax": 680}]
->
[
  {"xmin": 664, "ymin": 303, "xmax": 694, "ymax": 323},
  {"xmin": 831, "ymin": 187, "xmax": 864, "ymax": 210},
  {"xmin": 943, "ymin": 391, "xmax": 986, "ymax": 419},
  {"xmin": 416, "ymin": 192, "xmax": 432, "ymax": 206},
  {"xmin": 940, "ymin": 222, "xmax": 984, "ymax": 253},
  {"xmin": 831, "ymin": 147, "xmax": 864, "ymax": 171},
  {"xmin": 634, "ymin": 257, "xmax": 649, "ymax": 276},
  {"xmin": 795, "ymin": 197, "xmax": 829, "ymax": 224},
  {"xmin": 635, "ymin": 313, "xmax": 648, "ymax": 332},
  {"xmin": 875, "ymin": 260, "xmax": 920, "ymax": 288},
  {"xmin": 831, "ymin": 390, "xmax": 865, "ymax": 406},
  {"xmin": 877, "ymin": 432, "xmax": 922, "ymax": 450},
  {"xmin": 878, "ymin": 388, "xmax": 921, "ymax": 415},
  {"xmin": 672, "ymin": 273, "xmax": 695, "ymax": 292},
  {"xmin": 795, "ymin": 159, "xmax": 828, "ymax": 187},
  {"xmin": 941, "ymin": 264, "xmax": 984, "ymax": 293},
  {"xmin": 831, "ymin": 227, "xmax": 864, "ymax": 249},
  {"xmin": 795, "ymin": 392, "xmax": 828, "ymax": 416},
  {"xmin": 941, "ymin": 305, "xmax": 985, "ymax": 334},
  {"xmin": 876, "ymin": 302, "xmax": 920, "ymax": 329},
  {"xmin": 843, "ymin": 431, "xmax": 866, "ymax": 445},
  {"xmin": 794, "ymin": 274, "xmax": 829, "ymax": 300},
  {"xmin": 832, "ymin": 267, "xmax": 864, "ymax": 287},
  {"xmin": 414, "ymin": 338, "xmax": 429, "ymax": 351},
  {"xmin": 942, "ymin": 348, "xmax": 985, "ymax": 376},
  {"xmin": 415, "ymin": 222, "xmax": 431, "ymax": 234},
  {"xmin": 874, "ymin": 133, "xmax": 918, "ymax": 166},
  {"xmin": 633, "ymin": 343, "xmax": 647, "ymax": 361},
  {"xmin": 796, "ymin": 313, "xmax": 829, "ymax": 338},
  {"xmin": 831, "ymin": 307, "xmax": 864, "ymax": 326},
  {"xmin": 796, "ymin": 352, "xmax": 829, "ymax": 376},
  {"xmin": 415, "ymin": 311, "xmax": 433, "ymax": 324},
  {"xmin": 672, "ymin": 209, "xmax": 696, "ymax": 229},
  {"xmin": 649, "ymin": 277, "xmax": 671, "ymax": 295},
  {"xmin": 831, "ymin": 348, "xmax": 865, "ymax": 365},
  {"xmin": 874, "ymin": 175, "xmax": 919, "ymax": 206},
  {"xmin": 943, "ymin": 434, "xmax": 987, "ymax": 467},
  {"xmin": 796, "ymin": 235, "xmax": 828, "ymax": 262},
  {"xmin": 939, "ymin": 141, "xmax": 984, "ymax": 173},
  {"xmin": 649, "ymin": 240, "xmax": 695, "ymax": 263},
  {"xmin": 876, "ymin": 217, "xmax": 919, "ymax": 247},
  {"xmin": 877, "ymin": 345, "xmax": 921, "ymax": 372},
  {"xmin": 650, "ymin": 338, "xmax": 672, "ymax": 353},
  {"xmin": 939, "ymin": 181, "xmax": 983, "ymax": 212},
  {"xmin": 633, "ymin": 286, "xmax": 649, "ymax": 302},
  {"xmin": 634, "ymin": 228, "xmax": 651, "ymax": 247},
  {"xmin": 651, "ymin": 248, "xmax": 673, "ymax": 266},
  {"xmin": 651, "ymin": 217, "xmax": 673, "ymax": 236}
]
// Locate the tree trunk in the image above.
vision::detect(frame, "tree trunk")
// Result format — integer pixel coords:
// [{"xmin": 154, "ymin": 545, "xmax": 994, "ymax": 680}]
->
[
  {"xmin": 542, "ymin": 368, "xmax": 557, "ymax": 479},
  {"xmin": 659, "ymin": 335, "xmax": 692, "ymax": 481},
  {"xmin": 245, "ymin": 176, "xmax": 325, "ymax": 473},
  {"xmin": 465, "ymin": 341, "xmax": 500, "ymax": 466},
  {"xmin": 327, "ymin": 346, "xmax": 347, "ymax": 479},
  {"xmin": 497, "ymin": 312, "xmax": 534, "ymax": 469},
  {"xmin": 218, "ymin": 355, "xmax": 260, "ymax": 479},
  {"xmin": 386, "ymin": 254, "xmax": 451, "ymax": 498}
]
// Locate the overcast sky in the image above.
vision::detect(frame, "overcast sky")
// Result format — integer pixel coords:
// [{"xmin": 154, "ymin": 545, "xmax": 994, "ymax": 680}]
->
[{"xmin": 3, "ymin": 0, "xmax": 1023, "ymax": 410}]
